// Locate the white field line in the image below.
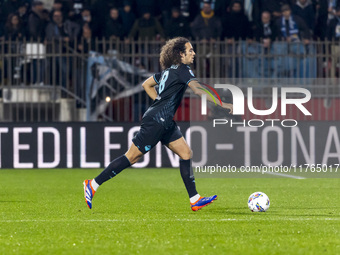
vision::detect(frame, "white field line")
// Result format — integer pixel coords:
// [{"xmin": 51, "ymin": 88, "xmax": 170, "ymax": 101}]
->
[
  {"xmin": 263, "ymin": 172, "xmax": 306, "ymax": 179},
  {"xmin": 1, "ymin": 218, "xmax": 339, "ymax": 223}
]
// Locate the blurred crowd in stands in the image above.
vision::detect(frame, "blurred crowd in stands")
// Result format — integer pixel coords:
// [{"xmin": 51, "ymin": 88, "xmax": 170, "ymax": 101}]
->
[
  {"xmin": 0, "ymin": 0, "xmax": 339, "ymax": 104},
  {"xmin": 0, "ymin": 0, "xmax": 340, "ymax": 49}
]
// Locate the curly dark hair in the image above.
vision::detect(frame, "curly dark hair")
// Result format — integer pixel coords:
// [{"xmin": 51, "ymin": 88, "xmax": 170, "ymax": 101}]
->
[{"xmin": 160, "ymin": 37, "xmax": 190, "ymax": 70}]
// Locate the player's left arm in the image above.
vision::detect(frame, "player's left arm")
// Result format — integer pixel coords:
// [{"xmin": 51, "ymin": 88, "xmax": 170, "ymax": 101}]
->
[
  {"xmin": 142, "ymin": 76, "xmax": 158, "ymax": 100},
  {"xmin": 188, "ymin": 80, "xmax": 233, "ymax": 114}
]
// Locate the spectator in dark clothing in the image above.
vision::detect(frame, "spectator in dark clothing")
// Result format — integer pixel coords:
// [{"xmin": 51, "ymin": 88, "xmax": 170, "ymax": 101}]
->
[
  {"xmin": 42, "ymin": 8, "xmax": 51, "ymax": 24},
  {"xmin": 1, "ymin": 0, "xmax": 25, "ymax": 24},
  {"xmin": 254, "ymin": 11, "xmax": 278, "ymax": 46},
  {"xmin": 27, "ymin": 2, "xmax": 48, "ymax": 85},
  {"xmin": 17, "ymin": 2, "xmax": 29, "ymax": 28},
  {"xmin": 158, "ymin": 0, "xmax": 180, "ymax": 25},
  {"xmin": 292, "ymin": 0, "xmax": 315, "ymax": 32},
  {"xmin": 128, "ymin": 11, "xmax": 164, "ymax": 40},
  {"xmin": 77, "ymin": 8, "xmax": 100, "ymax": 38},
  {"xmin": 314, "ymin": 0, "xmax": 328, "ymax": 39},
  {"xmin": 243, "ymin": 0, "xmax": 261, "ymax": 26},
  {"xmin": 45, "ymin": 10, "xmax": 68, "ymax": 50},
  {"xmin": 120, "ymin": 0, "xmax": 136, "ymax": 38},
  {"xmin": 221, "ymin": 0, "xmax": 252, "ymax": 41},
  {"xmin": 3, "ymin": 12, "xmax": 25, "ymax": 85},
  {"xmin": 27, "ymin": 1, "xmax": 46, "ymax": 40},
  {"xmin": 92, "ymin": 0, "xmax": 117, "ymax": 36},
  {"xmin": 327, "ymin": 7, "xmax": 340, "ymax": 41},
  {"xmin": 45, "ymin": 10, "xmax": 79, "ymax": 52},
  {"xmin": 180, "ymin": 0, "xmax": 200, "ymax": 22},
  {"xmin": 78, "ymin": 23, "xmax": 95, "ymax": 52},
  {"xmin": 191, "ymin": 0, "xmax": 222, "ymax": 41},
  {"xmin": 327, "ymin": 6, "xmax": 340, "ymax": 77},
  {"xmin": 4, "ymin": 13, "xmax": 26, "ymax": 40},
  {"xmin": 214, "ymin": 0, "xmax": 232, "ymax": 17},
  {"xmin": 128, "ymin": 10, "xmax": 163, "ymax": 72},
  {"xmin": 50, "ymin": 0, "xmax": 68, "ymax": 18},
  {"xmin": 196, "ymin": 0, "xmax": 232, "ymax": 17},
  {"xmin": 105, "ymin": 7, "xmax": 124, "ymax": 40},
  {"xmin": 164, "ymin": 7, "xmax": 191, "ymax": 38},
  {"xmin": 45, "ymin": 10, "xmax": 79, "ymax": 87},
  {"xmin": 276, "ymin": 4, "xmax": 311, "ymax": 43},
  {"xmin": 254, "ymin": 0, "xmax": 290, "ymax": 19}
]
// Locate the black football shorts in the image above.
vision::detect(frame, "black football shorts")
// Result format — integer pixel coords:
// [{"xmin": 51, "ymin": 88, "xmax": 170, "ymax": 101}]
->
[{"xmin": 132, "ymin": 116, "xmax": 183, "ymax": 154}]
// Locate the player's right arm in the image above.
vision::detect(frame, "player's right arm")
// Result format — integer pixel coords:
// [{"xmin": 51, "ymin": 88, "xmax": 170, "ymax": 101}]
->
[
  {"xmin": 188, "ymin": 80, "xmax": 233, "ymax": 114},
  {"xmin": 142, "ymin": 76, "xmax": 158, "ymax": 101}
]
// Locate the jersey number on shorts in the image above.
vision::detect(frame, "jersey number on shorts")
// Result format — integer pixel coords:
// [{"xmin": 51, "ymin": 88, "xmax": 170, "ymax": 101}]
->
[{"xmin": 159, "ymin": 70, "xmax": 169, "ymax": 94}]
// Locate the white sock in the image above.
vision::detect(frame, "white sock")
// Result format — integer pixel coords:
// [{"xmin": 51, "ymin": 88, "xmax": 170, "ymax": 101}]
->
[
  {"xmin": 190, "ymin": 194, "xmax": 201, "ymax": 204},
  {"xmin": 91, "ymin": 179, "xmax": 99, "ymax": 191}
]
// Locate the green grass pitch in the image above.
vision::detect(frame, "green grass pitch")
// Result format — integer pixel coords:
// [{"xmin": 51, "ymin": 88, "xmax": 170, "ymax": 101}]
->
[{"xmin": 0, "ymin": 168, "xmax": 339, "ymax": 255}]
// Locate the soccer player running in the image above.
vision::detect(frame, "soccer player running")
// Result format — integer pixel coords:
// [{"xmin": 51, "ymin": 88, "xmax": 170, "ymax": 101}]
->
[{"xmin": 83, "ymin": 37, "xmax": 233, "ymax": 211}]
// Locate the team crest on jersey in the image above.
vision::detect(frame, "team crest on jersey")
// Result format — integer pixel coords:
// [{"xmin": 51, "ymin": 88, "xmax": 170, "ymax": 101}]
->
[{"xmin": 189, "ymin": 70, "xmax": 195, "ymax": 77}]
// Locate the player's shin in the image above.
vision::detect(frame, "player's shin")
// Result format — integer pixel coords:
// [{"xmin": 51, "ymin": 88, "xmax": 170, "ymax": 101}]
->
[
  {"xmin": 179, "ymin": 159, "xmax": 199, "ymax": 200},
  {"xmin": 94, "ymin": 155, "xmax": 131, "ymax": 186}
]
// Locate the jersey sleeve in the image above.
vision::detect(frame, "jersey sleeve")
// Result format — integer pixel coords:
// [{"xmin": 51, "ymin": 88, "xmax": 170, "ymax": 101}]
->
[
  {"xmin": 179, "ymin": 65, "xmax": 197, "ymax": 85},
  {"xmin": 153, "ymin": 72, "xmax": 162, "ymax": 85}
]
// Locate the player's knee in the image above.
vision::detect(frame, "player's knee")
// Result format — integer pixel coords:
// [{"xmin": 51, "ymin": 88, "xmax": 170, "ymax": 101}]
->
[
  {"xmin": 125, "ymin": 153, "xmax": 143, "ymax": 165},
  {"xmin": 130, "ymin": 155, "xmax": 143, "ymax": 165},
  {"xmin": 180, "ymin": 149, "xmax": 192, "ymax": 160}
]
